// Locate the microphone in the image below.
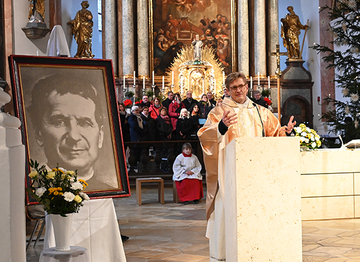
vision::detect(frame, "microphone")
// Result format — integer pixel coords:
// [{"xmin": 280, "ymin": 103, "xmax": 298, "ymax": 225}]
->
[{"xmin": 253, "ymin": 103, "xmax": 265, "ymax": 137}]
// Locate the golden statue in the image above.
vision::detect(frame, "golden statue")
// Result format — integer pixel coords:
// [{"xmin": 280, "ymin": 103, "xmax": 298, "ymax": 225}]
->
[
  {"xmin": 68, "ymin": 1, "xmax": 94, "ymax": 58},
  {"xmin": 281, "ymin": 6, "xmax": 308, "ymax": 59},
  {"xmin": 28, "ymin": 0, "xmax": 45, "ymax": 23}
]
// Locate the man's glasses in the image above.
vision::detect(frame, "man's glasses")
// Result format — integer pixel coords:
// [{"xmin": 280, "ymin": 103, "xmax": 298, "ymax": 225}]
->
[{"xmin": 229, "ymin": 84, "xmax": 247, "ymax": 91}]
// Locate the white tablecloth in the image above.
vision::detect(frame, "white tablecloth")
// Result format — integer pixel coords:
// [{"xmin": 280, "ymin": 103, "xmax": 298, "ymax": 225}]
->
[
  {"xmin": 40, "ymin": 246, "xmax": 89, "ymax": 262},
  {"xmin": 44, "ymin": 199, "xmax": 126, "ymax": 262}
]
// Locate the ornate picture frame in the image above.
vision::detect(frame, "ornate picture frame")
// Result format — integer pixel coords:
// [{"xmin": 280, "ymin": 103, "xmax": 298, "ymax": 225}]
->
[
  {"xmin": 9, "ymin": 55, "xmax": 130, "ymax": 204},
  {"xmin": 150, "ymin": 0, "xmax": 237, "ymax": 76}
]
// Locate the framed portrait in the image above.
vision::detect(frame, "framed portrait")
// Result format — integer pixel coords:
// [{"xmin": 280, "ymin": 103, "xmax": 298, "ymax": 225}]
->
[
  {"xmin": 9, "ymin": 55, "xmax": 130, "ymax": 205},
  {"xmin": 150, "ymin": 0, "xmax": 236, "ymax": 75}
]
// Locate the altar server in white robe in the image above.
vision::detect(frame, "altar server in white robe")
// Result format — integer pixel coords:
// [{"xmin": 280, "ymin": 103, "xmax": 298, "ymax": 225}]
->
[
  {"xmin": 173, "ymin": 142, "xmax": 203, "ymax": 204},
  {"xmin": 198, "ymin": 72, "xmax": 296, "ymax": 261}
]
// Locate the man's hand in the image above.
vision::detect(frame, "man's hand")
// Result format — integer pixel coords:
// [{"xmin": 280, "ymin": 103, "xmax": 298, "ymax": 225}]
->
[
  {"xmin": 282, "ymin": 115, "xmax": 296, "ymax": 134},
  {"xmin": 222, "ymin": 110, "xmax": 237, "ymax": 127},
  {"xmin": 185, "ymin": 170, "xmax": 194, "ymax": 175}
]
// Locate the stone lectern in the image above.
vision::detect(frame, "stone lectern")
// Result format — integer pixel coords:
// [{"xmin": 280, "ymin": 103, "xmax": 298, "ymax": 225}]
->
[{"xmin": 224, "ymin": 137, "xmax": 302, "ymax": 261}]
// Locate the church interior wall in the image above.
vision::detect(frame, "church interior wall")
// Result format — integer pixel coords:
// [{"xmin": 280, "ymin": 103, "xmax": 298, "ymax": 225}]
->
[{"xmin": 12, "ymin": 0, "xmax": 50, "ymax": 55}]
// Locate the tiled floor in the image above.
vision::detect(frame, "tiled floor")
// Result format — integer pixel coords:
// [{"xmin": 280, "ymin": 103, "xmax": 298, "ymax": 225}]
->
[{"xmin": 27, "ymin": 186, "xmax": 360, "ymax": 261}]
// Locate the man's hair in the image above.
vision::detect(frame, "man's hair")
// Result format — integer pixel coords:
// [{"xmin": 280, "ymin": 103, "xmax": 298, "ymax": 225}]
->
[
  {"xmin": 253, "ymin": 90, "xmax": 261, "ymax": 96},
  {"xmin": 167, "ymin": 91, "xmax": 174, "ymax": 95},
  {"xmin": 29, "ymin": 73, "xmax": 105, "ymax": 131},
  {"xmin": 225, "ymin": 72, "xmax": 247, "ymax": 89},
  {"xmin": 182, "ymin": 142, "xmax": 193, "ymax": 152}
]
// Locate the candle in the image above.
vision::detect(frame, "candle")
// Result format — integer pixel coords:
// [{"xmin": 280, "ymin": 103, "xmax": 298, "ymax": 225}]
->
[
  {"xmin": 258, "ymin": 72, "xmax": 260, "ymax": 86},
  {"xmin": 123, "ymin": 76, "xmax": 125, "ymax": 88},
  {"xmin": 268, "ymin": 76, "xmax": 270, "ymax": 89},
  {"xmin": 250, "ymin": 76, "xmax": 253, "ymax": 90},
  {"xmin": 162, "ymin": 76, "xmax": 164, "ymax": 89},
  {"xmin": 152, "ymin": 71, "xmax": 154, "ymax": 85},
  {"xmin": 143, "ymin": 76, "xmax": 145, "ymax": 89},
  {"xmin": 222, "ymin": 71, "xmax": 225, "ymax": 85},
  {"xmin": 133, "ymin": 71, "xmax": 136, "ymax": 85},
  {"xmin": 172, "ymin": 71, "xmax": 174, "ymax": 85}
]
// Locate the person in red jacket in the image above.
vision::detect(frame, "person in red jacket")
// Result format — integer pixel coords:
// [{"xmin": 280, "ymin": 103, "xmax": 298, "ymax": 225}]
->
[
  {"xmin": 168, "ymin": 93, "xmax": 185, "ymax": 139},
  {"xmin": 149, "ymin": 97, "xmax": 162, "ymax": 120}
]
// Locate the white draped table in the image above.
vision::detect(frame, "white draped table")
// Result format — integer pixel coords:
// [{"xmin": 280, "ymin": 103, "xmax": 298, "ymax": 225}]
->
[{"xmin": 44, "ymin": 199, "xmax": 126, "ymax": 262}]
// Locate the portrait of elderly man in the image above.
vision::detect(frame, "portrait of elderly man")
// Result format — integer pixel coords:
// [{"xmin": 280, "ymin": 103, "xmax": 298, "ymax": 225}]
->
[{"xmin": 27, "ymin": 72, "xmax": 119, "ymax": 191}]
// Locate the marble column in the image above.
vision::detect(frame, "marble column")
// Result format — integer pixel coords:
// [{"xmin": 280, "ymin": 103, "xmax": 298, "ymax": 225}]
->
[
  {"xmin": 238, "ymin": 0, "xmax": 249, "ymax": 76},
  {"xmin": 267, "ymin": 0, "xmax": 279, "ymax": 76},
  {"xmin": 105, "ymin": 0, "xmax": 118, "ymax": 75},
  {"xmin": 137, "ymin": 0, "xmax": 149, "ymax": 77},
  {"xmin": 122, "ymin": 0, "xmax": 135, "ymax": 76},
  {"xmin": 0, "ymin": 88, "xmax": 26, "ymax": 262},
  {"xmin": 254, "ymin": 0, "xmax": 266, "ymax": 76}
]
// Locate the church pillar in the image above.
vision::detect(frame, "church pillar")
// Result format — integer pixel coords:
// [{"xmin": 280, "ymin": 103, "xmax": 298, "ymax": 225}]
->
[
  {"xmin": 254, "ymin": 0, "xmax": 266, "ymax": 77},
  {"xmin": 238, "ymin": 0, "xmax": 249, "ymax": 76},
  {"xmin": 122, "ymin": 0, "xmax": 135, "ymax": 76},
  {"xmin": 104, "ymin": 0, "xmax": 118, "ymax": 76},
  {"xmin": 137, "ymin": 0, "xmax": 149, "ymax": 78},
  {"xmin": 267, "ymin": 0, "xmax": 279, "ymax": 76}
]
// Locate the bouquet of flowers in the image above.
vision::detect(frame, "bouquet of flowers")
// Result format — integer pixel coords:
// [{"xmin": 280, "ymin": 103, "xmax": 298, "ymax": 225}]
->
[
  {"xmin": 27, "ymin": 159, "xmax": 90, "ymax": 217},
  {"xmin": 264, "ymin": 97, "xmax": 272, "ymax": 106},
  {"xmin": 123, "ymin": 99, "xmax": 132, "ymax": 108},
  {"xmin": 294, "ymin": 123, "xmax": 322, "ymax": 150}
]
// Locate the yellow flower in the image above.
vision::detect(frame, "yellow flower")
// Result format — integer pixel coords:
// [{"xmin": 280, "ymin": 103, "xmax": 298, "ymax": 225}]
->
[
  {"xmin": 52, "ymin": 168, "xmax": 65, "ymax": 174},
  {"xmin": 79, "ymin": 179, "xmax": 88, "ymax": 187},
  {"xmin": 28, "ymin": 171, "xmax": 38, "ymax": 178},
  {"xmin": 48, "ymin": 188, "xmax": 55, "ymax": 194},
  {"xmin": 53, "ymin": 191, "xmax": 59, "ymax": 196},
  {"xmin": 57, "ymin": 187, "xmax": 62, "ymax": 191},
  {"xmin": 74, "ymin": 195, "xmax": 82, "ymax": 203},
  {"xmin": 59, "ymin": 192, "xmax": 63, "ymax": 196},
  {"xmin": 46, "ymin": 171, "xmax": 56, "ymax": 179},
  {"xmin": 66, "ymin": 171, "xmax": 75, "ymax": 176}
]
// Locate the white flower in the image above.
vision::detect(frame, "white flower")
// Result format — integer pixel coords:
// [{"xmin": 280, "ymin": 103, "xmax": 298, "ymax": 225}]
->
[
  {"xmin": 350, "ymin": 93, "xmax": 359, "ymax": 102},
  {"xmin": 305, "ymin": 138, "xmax": 309, "ymax": 143},
  {"xmin": 315, "ymin": 136, "xmax": 320, "ymax": 141},
  {"xmin": 300, "ymin": 137, "xmax": 305, "ymax": 142},
  {"xmin": 301, "ymin": 132, "xmax": 307, "ymax": 137},
  {"xmin": 80, "ymin": 192, "xmax": 90, "ymax": 200},
  {"xmin": 294, "ymin": 127, "xmax": 301, "ymax": 133},
  {"xmin": 306, "ymin": 127, "xmax": 311, "ymax": 133},
  {"xmin": 35, "ymin": 187, "xmax": 46, "ymax": 197},
  {"xmin": 345, "ymin": 106, "xmax": 350, "ymax": 114},
  {"xmin": 63, "ymin": 192, "xmax": 75, "ymax": 202},
  {"xmin": 342, "ymin": 88, "xmax": 349, "ymax": 96},
  {"xmin": 71, "ymin": 182, "xmax": 84, "ymax": 190},
  {"xmin": 311, "ymin": 142, "xmax": 316, "ymax": 148}
]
